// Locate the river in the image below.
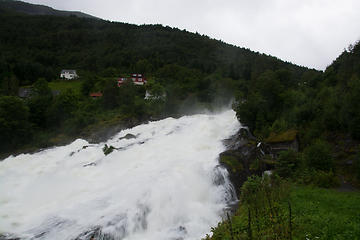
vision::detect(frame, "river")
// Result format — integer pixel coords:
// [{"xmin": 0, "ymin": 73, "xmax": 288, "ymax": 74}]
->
[{"xmin": 0, "ymin": 110, "xmax": 241, "ymax": 240}]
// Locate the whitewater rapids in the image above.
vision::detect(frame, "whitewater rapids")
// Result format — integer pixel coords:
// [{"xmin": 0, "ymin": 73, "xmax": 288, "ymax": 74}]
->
[{"xmin": 0, "ymin": 110, "xmax": 241, "ymax": 240}]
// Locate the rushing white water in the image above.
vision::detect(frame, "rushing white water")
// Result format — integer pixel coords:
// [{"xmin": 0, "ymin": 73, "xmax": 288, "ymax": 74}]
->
[{"xmin": 0, "ymin": 110, "xmax": 241, "ymax": 240}]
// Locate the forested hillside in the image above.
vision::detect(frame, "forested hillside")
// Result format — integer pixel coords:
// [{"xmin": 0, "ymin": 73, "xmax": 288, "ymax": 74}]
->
[
  {"xmin": 0, "ymin": 1, "xmax": 317, "ymax": 155},
  {"xmin": 0, "ymin": 1, "xmax": 309, "ymax": 86},
  {"xmin": 1, "ymin": 0, "xmax": 359, "ymax": 164},
  {"xmin": 234, "ymin": 40, "xmax": 360, "ymax": 143}
]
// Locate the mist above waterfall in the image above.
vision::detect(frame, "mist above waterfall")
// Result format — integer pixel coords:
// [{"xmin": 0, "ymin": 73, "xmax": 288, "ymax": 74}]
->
[{"xmin": 0, "ymin": 110, "xmax": 241, "ymax": 240}]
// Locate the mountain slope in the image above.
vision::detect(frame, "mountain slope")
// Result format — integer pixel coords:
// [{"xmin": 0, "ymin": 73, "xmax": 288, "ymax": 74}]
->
[
  {"xmin": 0, "ymin": 0, "xmax": 97, "ymax": 18},
  {"xmin": 0, "ymin": 3, "xmax": 312, "ymax": 87}
]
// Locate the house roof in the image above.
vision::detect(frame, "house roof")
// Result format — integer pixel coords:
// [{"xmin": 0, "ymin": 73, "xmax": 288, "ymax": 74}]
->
[
  {"xmin": 18, "ymin": 88, "xmax": 31, "ymax": 98},
  {"xmin": 267, "ymin": 130, "xmax": 298, "ymax": 143},
  {"xmin": 18, "ymin": 88, "xmax": 61, "ymax": 98},
  {"xmin": 61, "ymin": 70, "xmax": 76, "ymax": 74},
  {"xmin": 90, "ymin": 92, "xmax": 102, "ymax": 97},
  {"xmin": 51, "ymin": 90, "xmax": 61, "ymax": 96}
]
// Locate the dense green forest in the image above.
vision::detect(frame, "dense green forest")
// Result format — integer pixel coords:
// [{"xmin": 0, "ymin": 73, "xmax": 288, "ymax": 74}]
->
[{"xmin": 234, "ymin": 40, "xmax": 360, "ymax": 143}]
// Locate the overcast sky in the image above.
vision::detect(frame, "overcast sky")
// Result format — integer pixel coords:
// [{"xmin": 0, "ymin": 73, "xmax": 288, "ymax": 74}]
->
[{"xmin": 24, "ymin": 0, "xmax": 360, "ymax": 71}]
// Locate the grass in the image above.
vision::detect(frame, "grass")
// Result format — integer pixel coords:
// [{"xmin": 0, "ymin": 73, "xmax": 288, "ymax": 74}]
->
[
  {"xmin": 290, "ymin": 186, "xmax": 360, "ymax": 239},
  {"xmin": 48, "ymin": 80, "xmax": 83, "ymax": 95},
  {"xmin": 205, "ymin": 179, "xmax": 360, "ymax": 240}
]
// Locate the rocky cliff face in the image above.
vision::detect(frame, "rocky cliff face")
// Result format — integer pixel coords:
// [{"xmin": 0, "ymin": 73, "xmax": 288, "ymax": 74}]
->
[{"xmin": 219, "ymin": 128, "xmax": 268, "ymax": 197}]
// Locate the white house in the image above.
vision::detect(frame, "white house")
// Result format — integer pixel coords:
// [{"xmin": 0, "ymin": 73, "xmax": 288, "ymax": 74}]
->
[{"xmin": 60, "ymin": 70, "xmax": 78, "ymax": 79}]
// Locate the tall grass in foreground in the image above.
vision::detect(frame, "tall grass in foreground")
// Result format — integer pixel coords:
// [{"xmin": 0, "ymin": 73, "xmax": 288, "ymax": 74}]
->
[{"xmin": 205, "ymin": 175, "xmax": 360, "ymax": 240}]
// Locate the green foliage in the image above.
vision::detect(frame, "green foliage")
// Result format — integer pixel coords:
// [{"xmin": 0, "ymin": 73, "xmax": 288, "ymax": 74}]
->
[
  {"xmin": 274, "ymin": 141, "xmax": 340, "ymax": 188},
  {"xmin": 26, "ymin": 78, "xmax": 53, "ymax": 129},
  {"xmin": 255, "ymin": 70, "xmax": 285, "ymax": 111},
  {"xmin": 234, "ymin": 92, "xmax": 267, "ymax": 133},
  {"xmin": 289, "ymin": 186, "xmax": 360, "ymax": 239},
  {"xmin": 30, "ymin": 77, "xmax": 52, "ymax": 97},
  {"xmin": 234, "ymin": 39, "xmax": 360, "ymax": 162},
  {"xmin": 298, "ymin": 169, "xmax": 341, "ymax": 188},
  {"xmin": 102, "ymin": 79, "xmax": 119, "ymax": 110},
  {"xmin": 269, "ymin": 118, "xmax": 291, "ymax": 134},
  {"xmin": 353, "ymin": 151, "xmax": 360, "ymax": 182},
  {"xmin": 341, "ymin": 74, "xmax": 360, "ymax": 139},
  {"xmin": 80, "ymin": 76, "xmax": 96, "ymax": 97},
  {"xmin": 49, "ymin": 80, "xmax": 83, "ymax": 96},
  {"xmin": 53, "ymin": 87, "xmax": 79, "ymax": 122},
  {"xmin": 303, "ymin": 138, "xmax": 334, "ymax": 172},
  {"xmin": 0, "ymin": 75, "xmax": 19, "ymax": 96},
  {"xmin": 148, "ymin": 82, "xmax": 165, "ymax": 99},
  {"xmin": 234, "ymin": 69, "xmax": 295, "ymax": 135},
  {"xmin": 118, "ymin": 78, "xmax": 139, "ymax": 114},
  {"xmin": 206, "ymin": 175, "xmax": 292, "ymax": 240},
  {"xmin": 0, "ymin": 96, "xmax": 31, "ymax": 152},
  {"xmin": 206, "ymin": 179, "xmax": 359, "ymax": 240},
  {"xmin": 299, "ymin": 120, "xmax": 324, "ymax": 147},
  {"xmin": 275, "ymin": 148, "xmax": 302, "ymax": 179},
  {"xmin": 267, "ymin": 129, "xmax": 298, "ymax": 143}
]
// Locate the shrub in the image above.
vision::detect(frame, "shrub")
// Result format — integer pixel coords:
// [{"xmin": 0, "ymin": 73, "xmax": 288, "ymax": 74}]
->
[
  {"xmin": 303, "ymin": 138, "xmax": 334, "ymax": 172},
  {"xmin": 296, "ymin": 169, "xmax": 340, "ymax": 188},
  {"xmin": 353, "ymin": 151, "xmax": 360, "ymax": 182},
  {"xmin": 205, "ymin": 175, "xmax": 292, "ymax": 240},
  {"xmin": 275, "ymin": 148, "xmax": 302, "ymax": 179}
]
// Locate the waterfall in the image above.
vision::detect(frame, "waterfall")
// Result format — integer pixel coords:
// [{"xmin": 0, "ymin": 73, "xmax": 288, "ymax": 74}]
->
[{"xmin": 0, "ymin": 110, "xmax": 241, "ymax": 240}]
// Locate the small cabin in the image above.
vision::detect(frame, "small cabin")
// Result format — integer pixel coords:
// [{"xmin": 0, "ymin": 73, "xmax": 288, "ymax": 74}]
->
[{"xmin": 267, "ymin": 130, "xmax": 299, "ymax": 159}]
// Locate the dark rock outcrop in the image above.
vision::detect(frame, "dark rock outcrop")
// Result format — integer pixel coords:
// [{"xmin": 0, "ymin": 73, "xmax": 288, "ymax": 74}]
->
[{"xmin": 219, "ymin": 128, "xmax": 266, "ymax": 197}]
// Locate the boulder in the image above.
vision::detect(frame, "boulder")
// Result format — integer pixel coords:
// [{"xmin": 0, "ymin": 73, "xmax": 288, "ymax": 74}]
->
[{"xmin": 119, "ymin": 133, "xmax": 137, "ymax": 140}]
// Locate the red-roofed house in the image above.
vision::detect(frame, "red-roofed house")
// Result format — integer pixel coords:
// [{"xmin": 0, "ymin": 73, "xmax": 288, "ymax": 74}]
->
[
  {"xmin": 118, "ymin": 74, "xmax": 147, "ymax": 86},
  {"xmin": 90, "ymin": 92, "xmax": 102, "ymax": 99}
]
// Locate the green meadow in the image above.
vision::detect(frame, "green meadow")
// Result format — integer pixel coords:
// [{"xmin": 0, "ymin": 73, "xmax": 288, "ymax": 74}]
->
[{"xmin": 48, "ymin": 80, "xmax": 83, "ymax": 95}]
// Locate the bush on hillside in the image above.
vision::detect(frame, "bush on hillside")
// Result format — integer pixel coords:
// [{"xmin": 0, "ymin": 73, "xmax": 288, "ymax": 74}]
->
[
  {"xmin": 296, "ymin": 168, "xmax": 340, "ymax": 188},
  {"xmin": 303, "ymin": 138, "xmax": 334, "ymax": 172},
  {"xmin": 275, "ymin": 148, "xmax": 302, "ymax": 179}
]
